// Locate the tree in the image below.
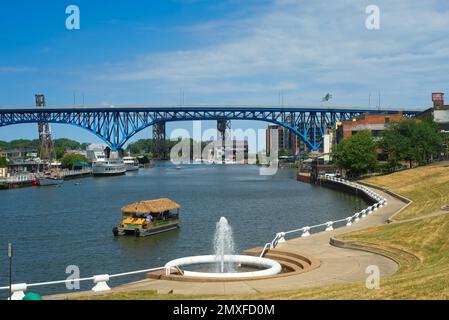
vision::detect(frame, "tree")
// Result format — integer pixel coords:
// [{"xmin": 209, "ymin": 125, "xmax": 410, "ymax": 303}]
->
[
  {"xmin": 54, "ymin": 147, "xmax": 66, "ymax": 160},
  {"xmin": 278, "ymin": 148, "xmax": 293, "ymax": 157},
  {"xmin": 60, "ymin": 154, "xmax": 89, "ymax": 169},
  {"xmin": 381, "ymin": 118, "xmax": 444, "ymax": 168},
  {"xmin": 334, "ymin": 131, "xmax": 378, "ymax": 178},
  {"xmin": 0, "ymin": 157, "xmax": 7, "ymax": 168}
]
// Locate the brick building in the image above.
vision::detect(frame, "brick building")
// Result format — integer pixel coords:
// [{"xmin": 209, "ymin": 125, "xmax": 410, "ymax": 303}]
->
[
  {"xmin": 336, "ymin": 113, "xmax": 404, "ymax": 142},
  {"xmin": 266, "ymin": 124, "xmax": 301, "ymax": 156}
]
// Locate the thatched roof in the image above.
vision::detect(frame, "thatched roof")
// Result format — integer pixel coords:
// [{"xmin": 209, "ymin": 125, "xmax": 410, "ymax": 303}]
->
[{"xmin": 121, "ymin": 198, "xmax": 180, "ymax": 214}]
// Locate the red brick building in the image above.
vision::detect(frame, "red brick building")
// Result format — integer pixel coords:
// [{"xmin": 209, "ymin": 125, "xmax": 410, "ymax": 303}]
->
[{"xmin": 336, "ymin": 113, "xmax": 404, "ymax": 142}]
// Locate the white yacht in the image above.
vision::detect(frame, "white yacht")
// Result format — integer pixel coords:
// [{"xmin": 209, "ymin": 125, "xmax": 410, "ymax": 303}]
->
[
  {"xmin": 92, "ymin": 158, "xmax": 126, "ymax": 177},
  {"xmin": 123, "ymin": 156, "xmax": 140, "ymax": 172},
  {"xmin": 87, "ymin": 145, "xmax": 126, "ymax": 177}
]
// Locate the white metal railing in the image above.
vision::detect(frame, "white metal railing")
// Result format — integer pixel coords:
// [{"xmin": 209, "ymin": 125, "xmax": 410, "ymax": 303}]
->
[
  {"xmin": 61, "ymin": 168, "xmax": 92, "ymax": 177},
  {"xmin": 260, "ymin": 177, "xmax": 388, "ymax": 257},
  {"xmin": 0, "ymin": 266, "xmax": 164, "ymax": 300},
  {"xmin": 0, "ymin": 173, "xmax": 35, "ymax": 184},
  {"xmin": 0, "ymin": 169, "xmax": 92, "ymax": 185}
]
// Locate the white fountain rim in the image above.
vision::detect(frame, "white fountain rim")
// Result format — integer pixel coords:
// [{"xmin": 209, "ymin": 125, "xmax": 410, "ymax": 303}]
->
[{"xmin": 165, "ymin": 255, "xmax": 282, "ymax": 279}]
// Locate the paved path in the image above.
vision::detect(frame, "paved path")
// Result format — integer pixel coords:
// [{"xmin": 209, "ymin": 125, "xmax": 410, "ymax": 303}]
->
[{"xmin": 47, "ymin": 187, "xmax": 405, "ymax": 299}]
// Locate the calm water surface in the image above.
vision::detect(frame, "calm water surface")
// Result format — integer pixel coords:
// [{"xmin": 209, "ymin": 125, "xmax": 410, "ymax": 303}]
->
[{"xmin": 0, "ymin": 164, "xmax": 366, "ymax": 296}]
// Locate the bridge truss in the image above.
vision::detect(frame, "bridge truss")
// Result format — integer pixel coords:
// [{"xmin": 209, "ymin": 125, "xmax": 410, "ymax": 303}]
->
[{"xmin": 0, "ymin": 106, "xmax": 421, "ymax": 151}]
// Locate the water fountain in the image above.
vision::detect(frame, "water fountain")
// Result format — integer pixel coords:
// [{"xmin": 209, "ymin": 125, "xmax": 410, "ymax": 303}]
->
[
  {"xmin": 214, "ymin": 217, "xmax": 235, "ymax": 273},
  {"xmin": 164, "ymin": 217, "xmax": 282, "ymax": 280}
]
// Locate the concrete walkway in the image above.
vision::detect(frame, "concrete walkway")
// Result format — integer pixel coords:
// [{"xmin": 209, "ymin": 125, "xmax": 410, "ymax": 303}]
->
[{"xmin": 47, "ymin": 187, "xmax": 405, "ymax": 299}]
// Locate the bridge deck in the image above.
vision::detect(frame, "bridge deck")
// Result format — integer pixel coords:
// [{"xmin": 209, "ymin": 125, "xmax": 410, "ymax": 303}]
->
[{"xmin": 0, "ymin": 105, "xmax": 423, "ymax": 114}]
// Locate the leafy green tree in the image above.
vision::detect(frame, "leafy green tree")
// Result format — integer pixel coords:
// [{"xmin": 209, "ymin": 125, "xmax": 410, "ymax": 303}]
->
[
  {"xmin": 0, "ymin": 157, "xmax": 7, "ymax": 168},
  {"xmin": 278, "ymin": 148, "xmax": 293, "ymax": 157},
  {"xmin": 54, "ymin": 138, "xmax": 81, "ymax": 150},
  {"xmin": 334, "ymin": 131, "xmax": 378, "ymax": 178},
  {"xmin": 54, "ymin": 147, "xmax": 66, "ymax": 159},
  {"xmin": 60, "ymin": 154, "xmax": 89, "ymax": 169},
  {"xmin": 381, "ymin": 118, "xmax": 444, "ymax": 168}
]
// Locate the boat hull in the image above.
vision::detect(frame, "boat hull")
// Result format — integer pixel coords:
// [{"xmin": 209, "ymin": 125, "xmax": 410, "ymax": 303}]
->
[
  {"xmin": 113, "ymin": 223, "xmax": 180, "ymax": 237},
  {"xmin": 92, "ymin": 162, "xmax": 126, "ymax": 177},
  {"xmin": 93, "ymin": 171, "xmax": 126, "ymax": 177},
  {"xmin": 37, "ymin": 177, "xmax": 63, "ymax": 186},
  {"xmin": 125, "ymin": 164, "xmax": 139, "ymax": 172}
]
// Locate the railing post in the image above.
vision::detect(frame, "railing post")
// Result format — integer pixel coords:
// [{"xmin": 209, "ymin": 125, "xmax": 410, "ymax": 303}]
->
[
  {"xmin": 346, "ymin": 217, "xmax": 353, "ymax": 227},
  {"xmin": 301, "ymin": 227, "xmax": 311, "ymax": 238},
  {"xmin": 355, "ymin": 213, "xmax": 361, "ymax": 222},
  {"xmin": 276, "ymin": 232, "xmax": 286, "ymax": 244},
  {"xmin": 325, "ymin": 222, "xmax": 334, "ymax": 232},
  {"xmin": 361, "ymin": 209, "xmax": 367, "ymax": 219},
  {"xmin": 92, "ymin": 275, "xmax": 111, "ymax": 292},
  {"xmin": 9, "ymin": 283, "xmax": 27, "ymax": 300}
]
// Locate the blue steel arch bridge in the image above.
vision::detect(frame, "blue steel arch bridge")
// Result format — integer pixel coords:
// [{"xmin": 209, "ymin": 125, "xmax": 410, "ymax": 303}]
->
[{"xmin": 0, "ymin": 105, "xmax": 422, "ymax": 151}]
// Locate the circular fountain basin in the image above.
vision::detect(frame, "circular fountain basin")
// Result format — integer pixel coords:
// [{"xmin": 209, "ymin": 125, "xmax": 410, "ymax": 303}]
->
[{"xmin": 165, "ymin": 255, "xmax": 282, "ymax": 279}]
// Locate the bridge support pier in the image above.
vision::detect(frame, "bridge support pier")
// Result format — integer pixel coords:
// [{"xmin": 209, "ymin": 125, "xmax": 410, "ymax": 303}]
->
[
  {"xmin": 153, "ymin": 122, "xmax": 168, "ymax": 160},
  {"xmin": 217, "ymin": 120, "xmax": 231, "ymax": 164}
]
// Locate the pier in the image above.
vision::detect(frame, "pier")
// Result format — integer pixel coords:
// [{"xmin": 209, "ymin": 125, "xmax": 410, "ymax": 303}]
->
[{"xmin": 0, "ymin": 168, "xmax": 92, "ymax": 190}]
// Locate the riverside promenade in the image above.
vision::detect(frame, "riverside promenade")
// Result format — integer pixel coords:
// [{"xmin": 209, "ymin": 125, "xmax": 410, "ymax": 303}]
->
[{"xmin": 47, "ymin": 185, "xmax": 405, "ymax": 299}]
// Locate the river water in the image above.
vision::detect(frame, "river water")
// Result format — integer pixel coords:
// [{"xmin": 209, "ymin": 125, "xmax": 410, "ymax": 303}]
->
[{"xmin": 0, "ymin": 164, "xmax": 366, "ymax": 297}]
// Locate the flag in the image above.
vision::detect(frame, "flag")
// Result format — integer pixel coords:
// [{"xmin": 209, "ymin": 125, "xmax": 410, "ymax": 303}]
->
[{"xmin": 322, "ymin": 93, "xmax": 333, "ymax": 102}]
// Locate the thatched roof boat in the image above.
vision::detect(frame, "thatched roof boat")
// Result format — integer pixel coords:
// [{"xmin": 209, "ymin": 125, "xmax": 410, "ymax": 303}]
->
[{"xmin": 121, "ymin": 198, "xmax": 181, "ymax": 214}]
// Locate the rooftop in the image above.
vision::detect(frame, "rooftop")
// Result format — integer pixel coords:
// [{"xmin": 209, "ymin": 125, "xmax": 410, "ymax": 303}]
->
[{"xmin": 121, "ymin": 198, "xmax": 180, "ymax": 214}]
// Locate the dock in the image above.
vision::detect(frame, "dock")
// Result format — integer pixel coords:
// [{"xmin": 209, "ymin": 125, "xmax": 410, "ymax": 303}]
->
[{"xmin": 0, "ymin": 168, "xmax": 93, "ymax": 190}]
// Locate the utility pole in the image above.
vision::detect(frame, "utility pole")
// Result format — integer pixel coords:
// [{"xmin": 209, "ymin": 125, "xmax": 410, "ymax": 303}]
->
[
  {"xmin": 378, "ymin": 91, "xmax": 381, "ymax": 110},
  {"xmin": 8, "ymin": 243, "xmax": 13, "ymax": 300}
]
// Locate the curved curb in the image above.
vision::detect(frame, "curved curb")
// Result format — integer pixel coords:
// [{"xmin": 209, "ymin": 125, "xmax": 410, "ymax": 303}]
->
[
  {"xmin": 329, "ymin": 237, "xmax": 421, "ymax": 275},
  {"xmin": 357, "ymin": 181, "xmax": 414, "ymax": 223}
]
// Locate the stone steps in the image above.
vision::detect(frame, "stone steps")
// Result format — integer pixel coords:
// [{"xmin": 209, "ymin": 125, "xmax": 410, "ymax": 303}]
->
[
  {"xmin": 244, "ymin": 247, "xmax": 319, "ymax": 276},
  {"xmin": 146, "ymin": 248, "xmax": 320, "ymax": 282}
]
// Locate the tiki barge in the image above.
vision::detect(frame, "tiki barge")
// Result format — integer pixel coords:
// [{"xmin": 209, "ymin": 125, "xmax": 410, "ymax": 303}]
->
[{"xmin": 113, "ymin": 198, "xmax": 180, "ymax": 237}]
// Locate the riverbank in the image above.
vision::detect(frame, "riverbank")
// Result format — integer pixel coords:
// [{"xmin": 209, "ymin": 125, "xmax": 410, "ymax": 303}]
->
[{"xmin": 63, "ymin": 161, "xmax": 449, "ymax": 300}]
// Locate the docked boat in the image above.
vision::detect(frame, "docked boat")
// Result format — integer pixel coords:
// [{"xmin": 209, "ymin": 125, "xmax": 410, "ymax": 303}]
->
[
  {"xmin": 113, "ymin": 198, "xmax": 180, "ymax": 237},
  {"xmin": 36, "ymin": 172, "xmax": 63, "ymax": 186},
  {"xmin": 92, "ymin": 158, "xmax": 126, "ymax": 177},
  {"xmin": 123, "ymin": 156, "xmax": 140, "ymax": 172}
]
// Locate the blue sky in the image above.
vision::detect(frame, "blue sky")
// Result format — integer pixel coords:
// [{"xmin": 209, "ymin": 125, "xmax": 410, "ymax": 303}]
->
[{"xmin": 0, "ymin": 0, "xmax": 448, "ymax": 145}]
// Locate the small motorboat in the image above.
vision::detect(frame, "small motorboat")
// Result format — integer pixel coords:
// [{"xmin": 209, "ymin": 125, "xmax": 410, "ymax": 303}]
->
[{"xmin": 36, "ymin": 172, "xmax": 64, "ymax": 186}]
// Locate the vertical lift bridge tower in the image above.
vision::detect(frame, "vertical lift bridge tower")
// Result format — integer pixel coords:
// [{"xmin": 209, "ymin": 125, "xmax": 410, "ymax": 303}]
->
[{"xmin": 36, "ymin": 94, "xmax": 54, "ymax": 163}]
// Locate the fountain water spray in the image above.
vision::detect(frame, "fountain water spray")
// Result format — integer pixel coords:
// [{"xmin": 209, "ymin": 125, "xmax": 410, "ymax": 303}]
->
[
  {"xmin": 214, "ymin": 217, "xmax": 235, "ymax": 273},
  {"xmin": 164, "ymin": 216, "xmax": 282, "ymax": 279}
]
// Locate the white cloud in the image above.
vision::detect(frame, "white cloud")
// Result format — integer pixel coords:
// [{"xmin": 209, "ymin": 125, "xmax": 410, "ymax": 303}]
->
[{"xmin": 101, "ymin": 0, "xmax": 449, "ymax": 107}]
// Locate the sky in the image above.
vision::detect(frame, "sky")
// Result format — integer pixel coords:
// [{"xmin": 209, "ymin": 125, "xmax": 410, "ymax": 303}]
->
[{"xmin": 0, "ymin": 0, "xmax": 448, "ymax": 145}]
